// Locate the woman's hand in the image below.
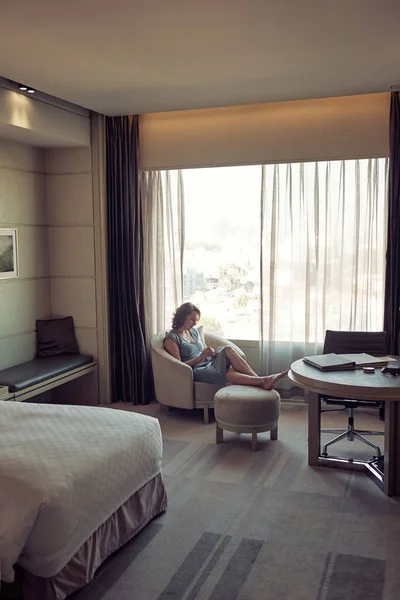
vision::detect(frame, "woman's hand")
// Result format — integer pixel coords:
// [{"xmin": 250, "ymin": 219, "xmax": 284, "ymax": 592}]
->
[{"xmin": 200, "ymin": 346, "xmax": 214, "ymax": 359}]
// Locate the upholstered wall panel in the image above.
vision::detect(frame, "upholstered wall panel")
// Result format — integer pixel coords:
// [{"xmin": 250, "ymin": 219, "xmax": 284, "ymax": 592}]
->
[
  {"xmin": 45, "ymin": 147, "xmax": 92, "ymax": 174},
  {"xmin": 48, "ymin": 226, "xmax": 95, "ymax": 277},
  {"xmin": 0, "ymin": 139, "xmax": 45, "ymax": 172},
  {"xmin": 0, "ymin": 139, "xmax": 49, "ymax": 370},
  {"xmin": 75, "ymin": 327, "xmax": 98, "ymax": 357},
  {"xmin": 46, "ymin": 173, "xmax": 93, "ymax": 225},
  {"xmin": 0, "ymin": 278, "xmax": 50, "ymax": 339},
  {"xmin": 46, "ymin": 146, "xmax": 99, "ymax": 405},
  {"xmin": 0, "ymin": 332, "xmax": 37, "ymax": 370},
  {"xmin": 0, "ymin": 169, "xmax": 47, "ymax": 225},
  {"xmin": 50, "ymin": 277, "xmax": 97, "ymax": 329},
  {"xmin": 17, "ymin": 226, "xmax": 50, "ymax": 279}
]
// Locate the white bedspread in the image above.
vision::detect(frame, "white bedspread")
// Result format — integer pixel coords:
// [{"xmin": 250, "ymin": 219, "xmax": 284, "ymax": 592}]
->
[{"xmin": 0, "ymin": 402, "xmax": 163, "ymax": 583}]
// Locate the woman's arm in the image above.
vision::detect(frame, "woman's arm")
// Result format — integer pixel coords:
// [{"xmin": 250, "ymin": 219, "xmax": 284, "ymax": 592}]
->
[
  {"xmin": 164, "ymin": 338, "xmax": 213, "ymax": 367},
  {"xmin": 163, "ymin": 338, "xmax": 181, "ymax": 361}
]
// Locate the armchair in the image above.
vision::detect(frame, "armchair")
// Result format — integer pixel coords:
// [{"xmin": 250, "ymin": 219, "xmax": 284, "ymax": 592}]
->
[{"xmin": 150, "ymin": 331, "xmax": 246, "ymax": 423}]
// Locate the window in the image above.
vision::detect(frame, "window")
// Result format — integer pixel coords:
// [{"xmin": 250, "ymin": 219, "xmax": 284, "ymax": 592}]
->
[
  {"xmin": 182, "ymin": 160, "xmax": 388, "ymax": 341},
  {"xmin": 183, "ymin": 165, "xmax": 261, "ymax": 339}
]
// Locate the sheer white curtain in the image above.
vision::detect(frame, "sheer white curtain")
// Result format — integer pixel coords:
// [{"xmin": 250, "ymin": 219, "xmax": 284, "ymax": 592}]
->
[
  {"xmin": 260, "ymin": 159, "xmax": 389, "ymax": 387},
  {"xmin": 141, "ymin": 170, "xmax": 185, "ymax": 336}
]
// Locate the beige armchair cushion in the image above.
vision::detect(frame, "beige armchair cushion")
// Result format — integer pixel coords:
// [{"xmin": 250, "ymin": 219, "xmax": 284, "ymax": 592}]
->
[
  {"xmin": 197, "ymin": 325, "xmax": 207, "ymax": 347},
  {"xmin": 150, "ymin": 330, "xmax": 246, "ymax": 414}
]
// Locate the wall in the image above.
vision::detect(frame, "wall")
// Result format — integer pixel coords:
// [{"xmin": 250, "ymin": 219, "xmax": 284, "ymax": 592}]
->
[
  {"xmin": 45, "ymin": 147, "xmax": 99, "ymax": 405},
  {"xmin": 0, "ymin": 140, "xmax": 50, "ymax": 370},
  {"xmin": 0, "ymin": 84, "xmax": 109, "ymax": 405}
]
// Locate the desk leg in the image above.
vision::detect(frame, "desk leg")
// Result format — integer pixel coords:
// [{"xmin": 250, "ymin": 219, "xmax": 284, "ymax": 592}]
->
[
  {"xmin": 307, "ymin": 391, "xmax": 321, "ymax": 466},
  {"xmin": 384, "ymin": 402, "xmax": 400, "ymax": 497}
]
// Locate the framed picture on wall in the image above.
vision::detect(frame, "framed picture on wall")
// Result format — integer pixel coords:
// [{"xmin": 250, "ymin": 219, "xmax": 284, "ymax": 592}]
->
[{"xmin": 0, "ymin": 228, "xmax": 19, "ymax": 279}]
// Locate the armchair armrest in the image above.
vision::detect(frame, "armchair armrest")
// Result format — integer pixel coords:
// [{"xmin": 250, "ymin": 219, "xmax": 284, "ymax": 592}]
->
[{"xmin": 151, "ymin": 335, "xmax": 195, "ymax": 409}]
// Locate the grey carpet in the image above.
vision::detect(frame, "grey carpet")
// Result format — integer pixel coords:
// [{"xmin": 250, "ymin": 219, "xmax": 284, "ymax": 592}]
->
[{"xmin": 33, "ymin": 403, "xmax": 400, "ymax": 598}]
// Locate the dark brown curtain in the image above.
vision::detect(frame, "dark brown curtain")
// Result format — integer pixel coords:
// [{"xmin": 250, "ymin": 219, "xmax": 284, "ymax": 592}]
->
[
  {"xmin": 384, "ymin": 92, "xmax": 400, "ymax": 354},
  {"xmin": 105, "ymin": 115, "xmax": 150, "ymax": 403}
]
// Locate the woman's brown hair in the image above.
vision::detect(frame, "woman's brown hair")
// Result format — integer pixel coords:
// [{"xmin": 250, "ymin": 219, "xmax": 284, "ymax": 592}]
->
[{"xmin": 172, "ymin": 302, "xmax": 201, "ymax": 329}]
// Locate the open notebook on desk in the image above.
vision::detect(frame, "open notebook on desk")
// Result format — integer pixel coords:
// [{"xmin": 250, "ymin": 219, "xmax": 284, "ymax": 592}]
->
[{"xmin": 302, "ymin": 353, "xmax": 395, "ymax": 372}]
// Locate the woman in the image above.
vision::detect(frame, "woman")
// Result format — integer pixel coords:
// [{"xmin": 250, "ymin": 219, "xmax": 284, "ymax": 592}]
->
[{"xmin": 164, "ymin": 302, "xmax": 288, "ymax": 390}]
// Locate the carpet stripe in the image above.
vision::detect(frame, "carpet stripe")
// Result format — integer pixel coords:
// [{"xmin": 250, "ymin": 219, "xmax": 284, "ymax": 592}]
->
[
  {"xmin": 208, "ymin": 538, "xmax": 263, "ymax": 600},
  {"xmin": 186, "ymin": 535, "xmax": 232, "ymax": 600},
  {"xmin": 176, "ymin": 443, "xmax": 213, "ymax": 477},
  {"xmin": 163, "ymin": 442, "xmax": 205, "ymax": 476},
  {"xmin": 263, "ymin": 450, "xmax": 291, "ymax": 488},
  {"xmin": 163, "ymin": 441, "xmax": 190, "ymax": 467},
  {"xmin": 157, "ymin": 532, "xmax": 221, "ymax": 600},
  {"xmin": 325, "ymin": 553, "xmax": 385, "ymax": 600},
  {"xmin": 253, "ymin": 445, "xmax": 282, "ymax": 486},
  {"xmin": 184, "ymin": 444, "xmax": 221, "ymax": 478},
  {"xmin": 315, "ymin": 552, "xmax": 333, "ymax": 600}
]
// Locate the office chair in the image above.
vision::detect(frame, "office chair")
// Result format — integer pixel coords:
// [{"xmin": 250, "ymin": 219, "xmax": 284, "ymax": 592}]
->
[{"xmin": 320, "ymin": 330, "xmax": 387, "ymax": 459}]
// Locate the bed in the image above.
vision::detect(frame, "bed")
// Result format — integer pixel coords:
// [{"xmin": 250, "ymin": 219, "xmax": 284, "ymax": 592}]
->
[{"xmin": 0, "ymin": 402, "xmax": 167, "ymax": 600}]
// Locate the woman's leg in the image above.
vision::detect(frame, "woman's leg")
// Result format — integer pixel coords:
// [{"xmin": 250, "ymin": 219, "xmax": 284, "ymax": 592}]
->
[
  {"xmin": 225, "ymin": 346, "xmax": 258, "ymax": 376},
  {"xmin": 226, "ymin": 368, "xmax": 288, "ymax": 390}
]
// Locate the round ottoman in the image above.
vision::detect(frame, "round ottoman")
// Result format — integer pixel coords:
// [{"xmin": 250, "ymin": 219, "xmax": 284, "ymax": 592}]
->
[{"xmin": 214, "ymin": 385, "xmax": 281, "ymax": 451}]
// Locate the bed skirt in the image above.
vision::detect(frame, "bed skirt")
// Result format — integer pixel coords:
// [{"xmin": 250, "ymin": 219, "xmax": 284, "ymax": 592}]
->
[{"xmin": 8, "ymin": 473, "xmax": 167, "ymax": 600}]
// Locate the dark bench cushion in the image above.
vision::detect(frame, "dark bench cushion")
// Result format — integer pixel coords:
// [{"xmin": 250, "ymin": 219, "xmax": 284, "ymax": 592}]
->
[{"xmin": 0, "ymin": 354, "xmax": 94, "ymax": 392}]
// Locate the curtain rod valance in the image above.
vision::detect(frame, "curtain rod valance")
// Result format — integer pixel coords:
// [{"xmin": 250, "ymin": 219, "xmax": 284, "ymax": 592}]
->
[{"xmin": 139, "ymin": 92, "xmax": 390, "ymax": 170}]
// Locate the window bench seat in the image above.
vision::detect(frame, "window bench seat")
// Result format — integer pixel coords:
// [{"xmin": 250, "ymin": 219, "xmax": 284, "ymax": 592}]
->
[{"xmin": 0, "ymin": 354, "xmax": 97, "ymax": 402}]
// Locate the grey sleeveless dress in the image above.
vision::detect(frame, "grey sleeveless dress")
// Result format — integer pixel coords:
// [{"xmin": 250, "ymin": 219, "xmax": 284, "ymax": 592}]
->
[{"xmin": 164, "ymin": 327, "xmax": 230, "ymax": 384}]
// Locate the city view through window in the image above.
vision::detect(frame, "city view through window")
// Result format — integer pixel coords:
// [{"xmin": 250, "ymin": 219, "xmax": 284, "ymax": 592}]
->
[
  {"xmin": 183, "ymin": 165, "xmax": 261, "ymax": 339},
  {"xmin": 181, "ymin": 161, "xmax": 387, "ymax": 341}
]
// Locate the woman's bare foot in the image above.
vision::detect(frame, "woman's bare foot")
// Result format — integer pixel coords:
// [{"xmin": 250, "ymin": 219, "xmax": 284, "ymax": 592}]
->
[{"xmin": 262, "ymin": 370, "xmax": 289, "ymax": 390}]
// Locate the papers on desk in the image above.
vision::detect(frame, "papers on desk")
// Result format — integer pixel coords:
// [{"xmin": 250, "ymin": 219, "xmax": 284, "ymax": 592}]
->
[
  {"xmin": 302, "ymin": 353, "xmax": 394, "ymax": 372},
  {"xmin": 340, "ymin": 354, "xmax": 395, "ymax": 367}
]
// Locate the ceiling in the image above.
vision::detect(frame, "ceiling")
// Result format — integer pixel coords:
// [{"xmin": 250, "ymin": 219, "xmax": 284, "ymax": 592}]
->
[{"xmin": 0, "ymin": 0, "xmax": 399, "ymax": 116}]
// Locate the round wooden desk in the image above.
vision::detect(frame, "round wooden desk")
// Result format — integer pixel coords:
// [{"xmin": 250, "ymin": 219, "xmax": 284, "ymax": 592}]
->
[{"xmin": 289, "ymin": 359, "xmax": 400, "ymax": 497}]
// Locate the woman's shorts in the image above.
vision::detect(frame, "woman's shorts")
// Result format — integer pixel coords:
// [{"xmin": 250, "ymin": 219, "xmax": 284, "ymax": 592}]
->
[{"xmin": 192, "ymin": 345, "xmax": 231, "ymax": 385}]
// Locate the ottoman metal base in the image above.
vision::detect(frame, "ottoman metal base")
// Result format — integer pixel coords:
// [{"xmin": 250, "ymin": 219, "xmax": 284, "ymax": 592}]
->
[{"xmin": 215, "ymin": 420, "xmax": 278, "ymax": 451}]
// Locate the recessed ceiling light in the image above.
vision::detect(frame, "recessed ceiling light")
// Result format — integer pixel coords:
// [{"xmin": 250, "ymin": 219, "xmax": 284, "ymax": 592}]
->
[
  {"xmin": 19, "ymin": 85, "xmax": 28, "ymax": 91},
  {"xmin": 27, "ymin": 88, "xmax": 35, "ymax": 94}
]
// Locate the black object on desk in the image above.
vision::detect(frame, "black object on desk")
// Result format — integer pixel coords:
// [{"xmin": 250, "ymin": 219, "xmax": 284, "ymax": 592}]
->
[{"xmin": 382, "ymin": 362, "xmax": 400, "ymax": 376}]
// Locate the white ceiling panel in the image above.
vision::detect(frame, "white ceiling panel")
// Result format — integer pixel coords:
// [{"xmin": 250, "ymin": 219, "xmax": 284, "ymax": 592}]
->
[{"xmin": 0, "ymin": 0, "xmax": 399, "ymax": 115}]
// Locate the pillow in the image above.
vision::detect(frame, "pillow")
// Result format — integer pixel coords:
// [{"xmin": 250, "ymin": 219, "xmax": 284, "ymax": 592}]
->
[
  {"xmin": 197, "ymin": 325, "xmax": 207, "ymax": 347},
  {"xmin": 36, "ymin": 316, "xmax": 80, "ymax": 357}
]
